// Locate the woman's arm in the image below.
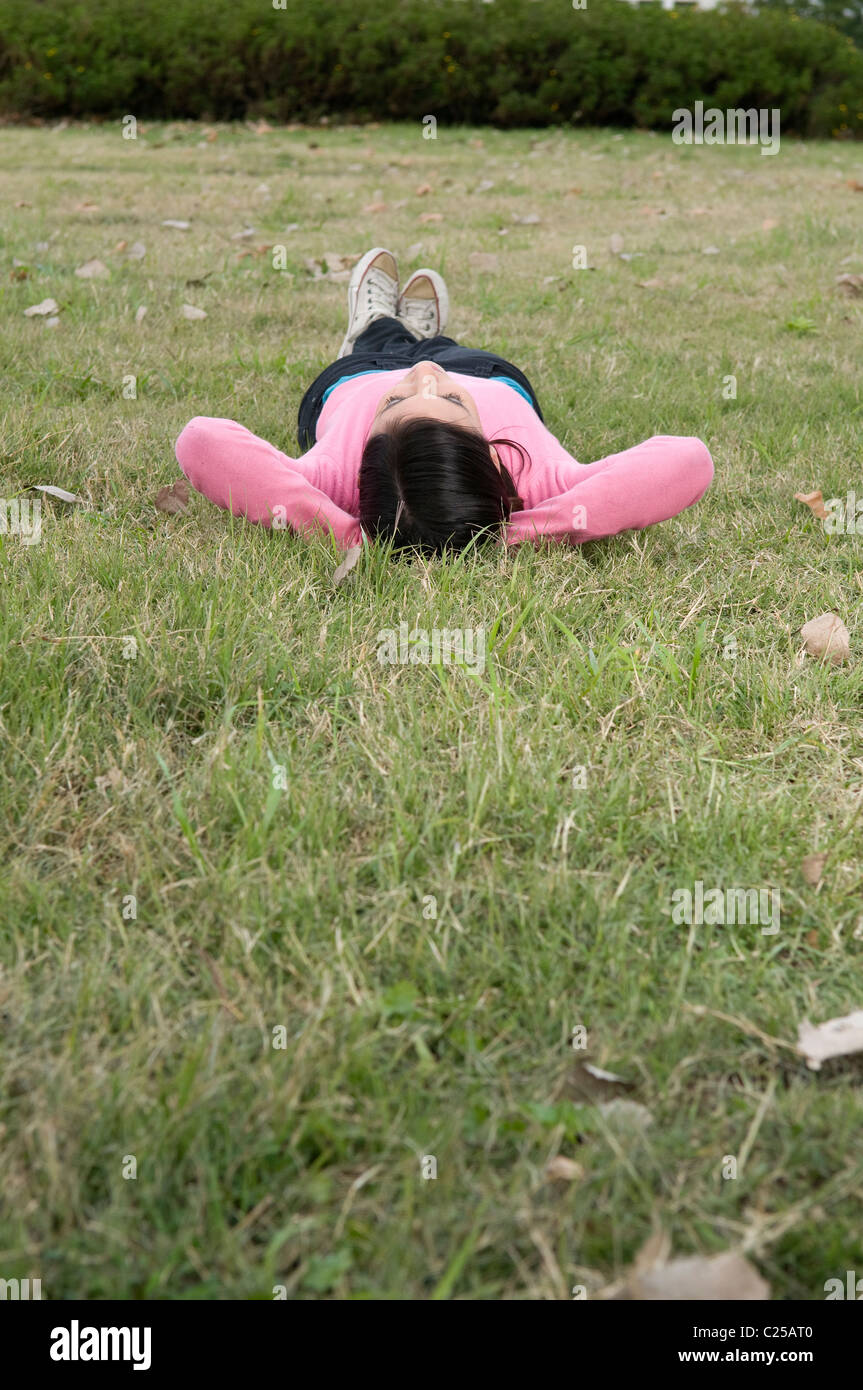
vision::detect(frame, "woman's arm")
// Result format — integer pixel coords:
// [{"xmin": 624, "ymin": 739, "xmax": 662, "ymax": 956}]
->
[
  {"xmin": 175, "ymin": 416, "xmax": 362, "ymax": 548},
  {"xmin": 505, "ymin": 435, "xmax": 714, "ymax": 545}
]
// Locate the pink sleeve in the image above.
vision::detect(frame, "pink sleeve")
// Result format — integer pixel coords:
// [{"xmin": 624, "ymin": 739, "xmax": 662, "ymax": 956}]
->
[
  {"xmin": 505, "ymin": 435, "xmax": 714, "ymax": 545},
  {"xmin": 175, "ymin": 416, "xmax": 362, "ymax": 549}
]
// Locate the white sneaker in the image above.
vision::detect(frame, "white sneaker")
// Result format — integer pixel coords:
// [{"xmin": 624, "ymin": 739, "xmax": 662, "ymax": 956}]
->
[
  {"xmin": 338, "ymin": 247, "xmax": 399, "ymax": 357},
  {"xmin": 397, "ymin": 269, "xmax": 449, "ymax": 339}
]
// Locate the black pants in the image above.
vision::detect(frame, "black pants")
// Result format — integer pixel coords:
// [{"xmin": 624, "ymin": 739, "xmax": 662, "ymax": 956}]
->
[{"xmin": 296, "ymin": 316, "xmax": 543, "ymax": 452}]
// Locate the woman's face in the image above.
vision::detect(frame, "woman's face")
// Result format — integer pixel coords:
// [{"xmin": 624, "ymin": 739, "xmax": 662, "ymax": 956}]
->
[
  {"xmin": 368, "ymin": 362, "xmax": 501, "ymax": 470},
  {"xmin": 369, "ymin": 361, "xmax": 484, "ymax": 435}
]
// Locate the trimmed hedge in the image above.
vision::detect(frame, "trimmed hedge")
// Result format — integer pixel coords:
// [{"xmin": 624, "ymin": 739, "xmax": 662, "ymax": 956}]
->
[{"xmin": 0, "ymin": 0, "xmax": 861, "ymax": 137}]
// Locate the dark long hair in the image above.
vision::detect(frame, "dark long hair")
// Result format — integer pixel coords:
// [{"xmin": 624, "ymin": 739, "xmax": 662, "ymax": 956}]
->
[{"xmin": 358, "ymin": 417, "xmax": 526, "ymax": 555}]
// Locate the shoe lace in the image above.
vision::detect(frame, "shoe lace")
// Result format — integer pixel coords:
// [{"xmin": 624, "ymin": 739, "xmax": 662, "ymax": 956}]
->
[
  {"xmin": 360, "ymin": 268, "xmax": 396, "ymax": 315},
  {"xmin": 402, "ymin": 299, "xmax": 436, "ymax": 330}
]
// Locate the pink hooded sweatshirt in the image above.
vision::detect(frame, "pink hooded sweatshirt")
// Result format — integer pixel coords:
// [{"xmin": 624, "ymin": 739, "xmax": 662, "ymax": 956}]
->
[{"xmin": 175, "ymin": 370, "xmax": 713, "ymax": 548}]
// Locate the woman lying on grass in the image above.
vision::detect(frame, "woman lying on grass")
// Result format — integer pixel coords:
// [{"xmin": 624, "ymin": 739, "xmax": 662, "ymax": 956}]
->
[{"xmin": 176, "ymin": 247, "xmax": 713, "ymax": 554}]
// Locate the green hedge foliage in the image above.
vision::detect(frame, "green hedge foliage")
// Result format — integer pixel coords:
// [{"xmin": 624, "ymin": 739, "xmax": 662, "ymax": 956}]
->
[{"xmin": 0, "ymin": 0, "xmax": 860, "ymax": 137}]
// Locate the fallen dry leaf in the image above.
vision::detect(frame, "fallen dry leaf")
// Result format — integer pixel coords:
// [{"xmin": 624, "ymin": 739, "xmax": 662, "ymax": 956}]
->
[
  {"xmin": 468, "ymin": 252, "xmax": 499, "ymax": 273},
  {"xmin": 414, "ymin": 183, "xmax": 432, "ymax": 196},
  {"xmin": 794, "ymin": 489, "xmax": 829, "ymax": 520},
  {"xmin": 114, "ymin": 240, "xmax": 128, "ymax": 253},
  {"xmin": 762, "ymin": 218, "xmax": 780, "ymax": 231},
  {"xmin": 155, "ymin": 480, "xmax": 190, "ymax": 515},
  {"xmin": 598, "ymin": 1230, "xmax": 769, "ymax": 1301},
  {"xmin": 800, "ymin": 612, "xmax": 850, "ymax": 665},
  {"xmin": 637, "ymin": 278, "xmax": 664, "ymax": 290},
  {"xmin": 561, "ymin": 1061, "xmax": 633, "ymax": 1103},
  {"xmin": 10, "ymin": 265, "xmax": 29, "ymax": 281},
  {"xmin": 181, "ymin": 303, "xmax": 207, "ymax": 321},
  {"xmin": 333, "ymin": 544, "xmax": 362, "ymax": 585},
  {"xmin": 23, "ymin": 298, "xmax": 59, "ymax": 317},
  {"xmin": 836, "ymin": 273, "xmax": 863, "ymax": 297},
  {"xmin": 544, "ymin": 1155, "xmax": 584, "ymax": 1183},
  {"xmin": 630, "ymin": 1250, "xmax": 769, "ymax": 1301},
  {"xmin": 800, "ymin": 852, "xmax": 827, "ymax": 886},
  {"xmin": 15, "ymin": 199, "xmax": 32, "ymax": 208},
  {"xmin": 323, "ymin": 252, "xmax": 360, "ymax": 272},
  {"xmin": 75, "ymin": 201, "xmax": 99, "ymax": 212},
  {"xmin": 847, "ymin": 179, "xmax": 863, "ymax": 193},
  {"xmin": 304, "ymin": 252, "xmax": 359, "ymax": 283},
  {"xmin": 236, "ymin": 246, "xmax": 278, "ymax": 263},
  {"xmin": 75, "ymin": 258, "xmax": 108, "ymax": 279},
  {"xmin": 31, "ymin": 484, "xmax": 81, "ymax": 503},
  {"xmin": 362, "ymin": 202, "xmax": 388, "ymax": 214},
  {"xmin": 798, "ymin": 1009, "xmax": 863, "ymax": 1069},
  {"xmin": 418, "ymin": 212, "xmax": 443, "ymax": 224},
  {"xmin": 584, "ymin": 1062, "xmax": 627, "ymax": 1084}
]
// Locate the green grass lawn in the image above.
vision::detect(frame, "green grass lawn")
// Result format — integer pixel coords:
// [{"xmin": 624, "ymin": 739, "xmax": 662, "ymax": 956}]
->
[{"xmin": 2, "ymin": 119, "xmax": 863, "ymax": 1301}]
